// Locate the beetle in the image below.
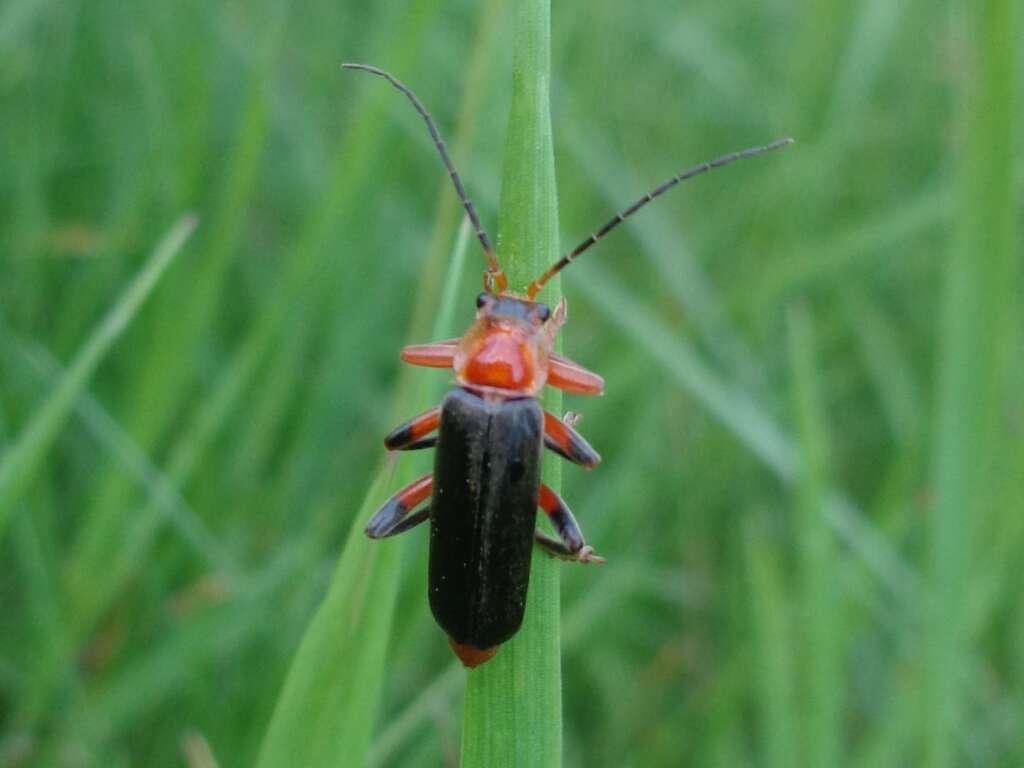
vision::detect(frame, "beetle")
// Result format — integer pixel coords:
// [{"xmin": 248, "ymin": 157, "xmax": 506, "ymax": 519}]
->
[{"xmin": 344, "ymin": 62, "xmax": 791, "ymax": 668}]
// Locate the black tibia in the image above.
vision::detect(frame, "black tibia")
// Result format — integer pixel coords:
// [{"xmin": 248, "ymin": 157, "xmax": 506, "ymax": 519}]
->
[
  {"xmin": 429, "ymin": 388, "xmax": 544, "ymax": 650},
  {"xmin": 404, "ymin": 437, "xmax": 437, "ymax": 451},
  {"xmin": 543, "ymin": 411, "xmax": 601, "ymax": 468},
  {"xmin": 383, "ymin": 406, "xmax": 440, "ymax": 451},
  {"xmin": 365, "ymin": 474, "xmax": 432, "ymax": 539},
  {"xmin": 383, "ymin": 507, "xmax": 430, "ymax": 538},
  {"xmin": 543, "ymin": 437, "xmax": 575, "ymax": 464},
  {"xmin": 536, "ymin": 484, "xmax": 605, "ymax": 564}
]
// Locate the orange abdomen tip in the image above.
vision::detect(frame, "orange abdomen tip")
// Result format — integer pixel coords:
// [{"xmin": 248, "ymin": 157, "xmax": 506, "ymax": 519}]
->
[{"xmin": 449, "ymin": 637, "xmax": 500, "ymax": 668}]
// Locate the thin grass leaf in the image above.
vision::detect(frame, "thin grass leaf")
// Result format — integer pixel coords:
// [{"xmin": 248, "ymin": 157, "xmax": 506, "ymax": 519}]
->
[
  {"xmin": 0, "ymin": 215, "xmax": 197, "ymax": 542},
  {"xmin": 852, "ymin": 678, "xmax": 916, "ymax": 768},
  {"xmin": 558, "ymin": 109, "xmax": 761, "ymax": 381},
  {"xmin": 86, "ymin": 572, "xmax": 284, "ymax": 745},
  {"xmin": 788, "ymin": 306, "xmax": 843, "ymax": 767},
  {"xmin": 922, "ymin": 3, "xmax": 1019, "ymax": 765},
  {"xmin": 745, "ymin": 182, "xmax": 952, "ymax": 312},
  {"xmin": 459, "ymin": 0, "xmax": 563, "ymax": 765},
  {"xmin": 574, "ymin": 262, "xmax": 923, "ymax": 597},
  {"xmin": 252, "ymin": 468, "xmax": 404, "ymax": 768},
  {"xmin": 181, "ymin": 731, "xmax": 221, "ymax": 768},
  {"xmin": 64, "ymin": 14, "xmax": 278, "ymax": 591},
  {"xmin": 111, "ymin": 7, "xmax": 283, "ymax": 449},
  {"xmin": 367, "ymin": 664, "xmax": 463, "ymax": 768},
  {"xmin": 256, "ymin": 212, "xmax": 472, "ymax": 768},
  {"xmin": 63, "ymin": 0, "xmax": 440, "ymax": 643},
  {"xmin": 744, "ymin": 519, "xmax": 797, "ymax": 768},
  {"xmin": 76, "ymin": 536, "xmax": 310, "ymax": 744},
  {"xmin": 7, "ymin": 502, "xmax": 64, "ymax": 724},
  {"xmin": 0, "ymin": 328, "xmax": 231, "ymax": 570},
  {"xmin": 841, "ymin": 291, "xmax": 922, "ymax": 445},
  {"xmin": 826, "ymin": 0, "xmax": 906, "ymax": 123}
]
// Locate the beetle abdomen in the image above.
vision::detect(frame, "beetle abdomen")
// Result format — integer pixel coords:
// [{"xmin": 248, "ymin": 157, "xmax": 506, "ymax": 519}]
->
[{"xmin": 429, "ymin": 387, "xmax": 543, "ymax": 650}]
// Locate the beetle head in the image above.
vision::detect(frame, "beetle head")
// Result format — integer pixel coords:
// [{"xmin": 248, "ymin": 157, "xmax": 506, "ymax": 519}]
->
[{"xmin": 454, "ymin": 294, "xmax": 565, "ymax": 397}]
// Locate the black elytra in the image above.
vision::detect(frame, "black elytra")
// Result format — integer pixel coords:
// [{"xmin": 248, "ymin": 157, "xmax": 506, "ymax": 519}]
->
[{"xmin": 429, "ymin": 388, "xmax": 543, "ymax": 650}]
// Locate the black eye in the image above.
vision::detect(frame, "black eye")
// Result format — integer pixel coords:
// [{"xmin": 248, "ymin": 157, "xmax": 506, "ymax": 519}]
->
[
  {"xmin": 536, "ymin": 304, "xmax": 551, "ymax": 323},
  {"xmin": 476, "ymin": 292, "xmax": 489, "ymax": 309}
]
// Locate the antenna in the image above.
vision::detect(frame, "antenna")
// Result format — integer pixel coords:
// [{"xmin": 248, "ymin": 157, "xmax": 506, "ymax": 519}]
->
[
  {"xmin": 527, "ymin": 138, "xmax": 794, "ymax": 299},
  {"xmin": 342, "ymin": 63, "xmax": 507, "ymax": 292}
]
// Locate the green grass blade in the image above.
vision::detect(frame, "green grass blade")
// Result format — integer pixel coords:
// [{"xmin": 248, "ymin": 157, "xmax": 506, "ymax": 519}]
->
[
  {"xmin": 367, "ymin": 664, "xmax": 462, "ymax": 768},
  {"xmin": 65, "ymin": 10, "xmax": 285, "ymax": 628},
  {"xmin": 744, "ymin": 183, "xmax": 952, "ymax": 312},
  {"xmin": 922, "ymin": 2, "xmax": 1019, "ymax": 765},
  {"xmin": 574, "ymin": 263, "xmax": 922, "ymax": 597},
  {"xmin": 256, "ymin": 212, "xmax": 472, "ymax": 768},
  {"xmin": 63, "ymin": 0, "xmax": 439, "ymax": 643},
  {"xmin": 744, "ymin": 519, "xmax": 797, "ymax": 768},
  {"xmin": 461, "ymin": 0, "xmax": 562, "ymax": 764},
  {"xmin": 788, "ymin": 306, "xmax": 843, "ymax": 767},
  {"xmin": 253, "ymin": 468, "xmax": 402, "ymax": 768},
  {"xmin": 0, "ymin": 214, "xmax": 197, "ymax": 542},
  {"xmin": 6, "ymin": 502, "xmax": 64, "ymax": 724},
  {"xmin": 0, "ymin": 328, "xmax": 230, "ymax": 570},
  {"xmin": 557, "ymin": 111, "xmax": 759, "ymax": 380},
  {"xmin": 842, "ymin": 291, "xmax": 922, "ymax": 445}
]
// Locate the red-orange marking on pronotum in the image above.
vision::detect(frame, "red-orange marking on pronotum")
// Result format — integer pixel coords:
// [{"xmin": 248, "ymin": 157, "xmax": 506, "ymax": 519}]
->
[
  {"xmin": 452, "ymin": 297, "xmax": 552, "ymax": 398},
  {"xmin": 462, "ymin": 328, "xmax": 536, "ymax": 391}
]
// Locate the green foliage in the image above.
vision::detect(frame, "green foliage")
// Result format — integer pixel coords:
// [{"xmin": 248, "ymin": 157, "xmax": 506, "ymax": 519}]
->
[
  {"xmin": 255, "ymin": 215, "xmax": 472, "ymax": 768},
  {"xmin": 0, "ymin": 217, "xmax": 196, "ymax": 543},
  {"xmin": 923, "ymin": 3, "xmax": 1020, "ymax": 767},
  {"xmin": 0, "ymin": 0, "xmax": 1020, "ymax": 766}
]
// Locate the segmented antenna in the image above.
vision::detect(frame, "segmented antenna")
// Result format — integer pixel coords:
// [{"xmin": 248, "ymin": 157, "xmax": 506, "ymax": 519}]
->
[
  {"xmin": 527, "ymin": 138, "xmax": 794, "ymax": 299},
  {"xmin": 342, "ymin": 63, "xmax": 506, "ymax": 292}
]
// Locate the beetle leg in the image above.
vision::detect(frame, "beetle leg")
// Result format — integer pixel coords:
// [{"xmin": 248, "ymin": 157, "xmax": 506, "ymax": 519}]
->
[
  {"xmin": 534, "ymin": 530, "xmax": 605, "ymax": 564},
  {"xmin": 400, "ymin": 341, "xmax": 457, "ymax": 369},
  {"xmin": 384, "ymin": 406, "xmax": 441, "ymax": 450},
  {"xmin": 365, "ymin": 474, "xmax": 433, "ymax": 539},
  {"xmin": 403, "ymin": 437, "xmax": 437, "ymax": 451},
  {"xmin": 381, "ymin": 506, "xmax": 430, "ymax": 537},
  {"xmin": 543, "ymin": 411, "xmax": 600, "ymax": 468},
  {"xmin": 534, "ymin": 484, "xmax": 605, "ymax": 563},
  {"xmin": 548, "ymin": 353, "xmax": 605, "ymax": 395}
]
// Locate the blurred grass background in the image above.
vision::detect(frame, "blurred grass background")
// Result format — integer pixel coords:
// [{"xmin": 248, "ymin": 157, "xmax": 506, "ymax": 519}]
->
[{"xmin": 0, "ymin": 0, "xmax": 1021, "ymax": 766}]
